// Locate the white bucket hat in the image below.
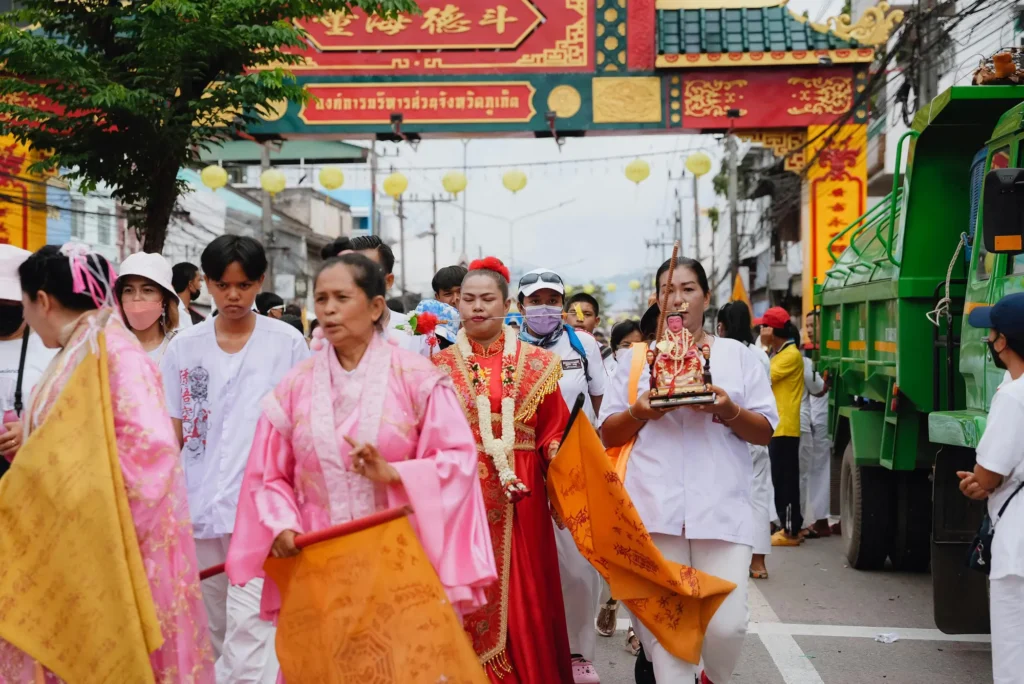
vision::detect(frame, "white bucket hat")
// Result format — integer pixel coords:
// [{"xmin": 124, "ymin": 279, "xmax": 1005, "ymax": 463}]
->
[
  {"xmin": 0, "ymin": 244, "xmax": 31, "ymax": 302},
  {"xmin": 117, "ymin": 252, "xmax": 177, "ymax": 299}
]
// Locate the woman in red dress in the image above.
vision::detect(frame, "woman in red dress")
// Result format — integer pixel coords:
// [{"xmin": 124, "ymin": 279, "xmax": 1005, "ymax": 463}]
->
[{"xmin": 432, "ymin": 257, "xmax": 574, "ymax": 683}]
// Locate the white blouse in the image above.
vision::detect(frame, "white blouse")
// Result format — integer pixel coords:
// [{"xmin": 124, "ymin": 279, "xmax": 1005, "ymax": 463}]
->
[{"xmin": 597, "ymin": 337, "xmax": 779, "ymax": 546}]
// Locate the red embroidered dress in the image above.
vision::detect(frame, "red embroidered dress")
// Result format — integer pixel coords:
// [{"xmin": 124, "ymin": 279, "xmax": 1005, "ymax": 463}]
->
[{"xmin": 433, "ymin": 332, "xmax": 573, "ymax": 683}]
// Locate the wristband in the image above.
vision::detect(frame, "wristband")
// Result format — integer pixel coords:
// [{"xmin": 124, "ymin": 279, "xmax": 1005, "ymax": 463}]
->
[{"xmin": 628, "ymin": 404, "xmax": 648, "ymax": 423}]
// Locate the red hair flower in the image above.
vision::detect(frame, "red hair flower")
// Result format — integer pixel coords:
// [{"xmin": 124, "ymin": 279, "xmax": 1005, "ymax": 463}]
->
[
  {"xmin": 413, "ymin": 311, "xmax": 439, "ymax": 335},
  {"xmin": 469, "ymin": 256, "xmax": 510, "ymax": 283}
]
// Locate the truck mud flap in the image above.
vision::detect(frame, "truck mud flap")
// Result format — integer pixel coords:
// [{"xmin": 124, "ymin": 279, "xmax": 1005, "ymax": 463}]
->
[{"xmin": 932, "ymin": 446, "xmax": 989, "ymax": 634}]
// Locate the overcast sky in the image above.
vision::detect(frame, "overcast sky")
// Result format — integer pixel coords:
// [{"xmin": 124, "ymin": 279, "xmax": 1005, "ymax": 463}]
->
[{"xmin": 336, "ymin": 0, "xmax": 846, "ymax": 304}]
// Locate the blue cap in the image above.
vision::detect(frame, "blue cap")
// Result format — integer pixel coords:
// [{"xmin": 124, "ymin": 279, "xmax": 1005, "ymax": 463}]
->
[{"xmin": 968, "ymin": 292, "xmax": 1024, "ymax": 337}]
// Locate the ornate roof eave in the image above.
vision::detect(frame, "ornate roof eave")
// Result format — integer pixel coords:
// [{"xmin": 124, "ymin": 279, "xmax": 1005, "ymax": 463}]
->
[
  {"xmin": 657, "ymin": 48, "xmax": 876, "ymax": 69},
  {"xmin": 792, "ymin": 2, "xmax": 905, "ymax": 47}
]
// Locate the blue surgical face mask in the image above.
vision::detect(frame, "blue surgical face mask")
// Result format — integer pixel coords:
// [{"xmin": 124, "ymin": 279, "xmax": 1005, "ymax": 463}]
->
[{"xmin": 524, "ymin": 305, "xmax": 563, "ymax": 336}]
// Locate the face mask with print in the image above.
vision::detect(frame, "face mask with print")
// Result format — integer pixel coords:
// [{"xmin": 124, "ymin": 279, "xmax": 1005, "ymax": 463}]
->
[
  {"xmin": 0, "ymin": 304, "xmax": 23, "ymax": 337},
  {"xmin": 524, "ymin": 305, "xmax": 563, "ymax": 336},
  {"xmin": 989, "ymin": 339, "xmax": 1008, "ymax": 370},
  {"xmin": 123, "ymin": 300, "xmax": 164, "ymax": 331}
]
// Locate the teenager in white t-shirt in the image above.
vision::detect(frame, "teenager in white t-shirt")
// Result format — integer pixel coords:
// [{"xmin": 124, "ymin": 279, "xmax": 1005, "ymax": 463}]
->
[
  {"xmin": 516, "ymin": 267, "xmax": 604, "ymax": 682},
  {"xmin": 959, "ymin": 294, "xmax": 1024, "ymax": 684},
  {"xmin": 161, "ymin": 235, "xmax": 309, "ymax": 684},
  {"xmin": 0, "ymin": 245, "xmax": 56, "ymax": 475}
]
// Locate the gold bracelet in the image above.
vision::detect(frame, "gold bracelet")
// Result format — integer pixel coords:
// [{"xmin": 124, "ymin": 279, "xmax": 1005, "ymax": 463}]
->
[
  {"xmin": 722, "ymin": 404, "xmax": 743, "ymax": 423},
  {"xmin": 628, "ymin": 404, "xmax": 648, "ymax": 423}
]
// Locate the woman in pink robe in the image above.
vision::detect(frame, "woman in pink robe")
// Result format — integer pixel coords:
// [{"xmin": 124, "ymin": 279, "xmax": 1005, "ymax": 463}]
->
[
  {"xmin": 226, "ymin": 253, "xmax": 496, "ymax": 624},
  {"xmin": 0, "ymin": 245, "xmax": 214, "ymax": 683}
]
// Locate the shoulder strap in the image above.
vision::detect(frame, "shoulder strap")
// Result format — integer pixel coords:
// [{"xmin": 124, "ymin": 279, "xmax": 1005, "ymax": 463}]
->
[
  {"xmin": 563, "ymin": 325, "xmax": 591, "ymax": 382},
  {"xmin": 998, "ymin": 479, "xmax": 1024, "ymax": 518},
  {"xmin": 627, "ymin": 342, "xmax": 647, "ymax": 404},
  {"xmin": 14, "ymin": 327, "xmax": 29, "ymax": 416}
]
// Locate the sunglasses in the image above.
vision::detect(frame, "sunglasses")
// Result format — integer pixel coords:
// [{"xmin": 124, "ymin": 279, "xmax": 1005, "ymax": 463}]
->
[{"xmin": 518, "ymin": 271, "xmax": 563, "ymax": 288}]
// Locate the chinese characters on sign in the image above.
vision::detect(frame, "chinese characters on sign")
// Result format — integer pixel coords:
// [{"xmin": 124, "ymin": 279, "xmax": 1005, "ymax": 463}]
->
[
  {"xmin": 302, "ymin": 1, "xmax": 543, "ymax": 51},
  {"xmin": 299, "ymin": 83, "xmax": 537, "ymax": 124}
]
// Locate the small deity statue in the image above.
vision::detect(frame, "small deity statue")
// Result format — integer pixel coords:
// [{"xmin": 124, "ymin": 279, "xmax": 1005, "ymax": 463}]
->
[{"xmin": 647, "ymin": 304, "xmax": 715, "ymax": 407}]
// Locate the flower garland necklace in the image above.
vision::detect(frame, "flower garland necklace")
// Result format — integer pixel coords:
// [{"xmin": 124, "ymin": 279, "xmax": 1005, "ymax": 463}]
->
[{"xmin": 456, "ymin": 325, "xmax": 530, "ymax": 503}]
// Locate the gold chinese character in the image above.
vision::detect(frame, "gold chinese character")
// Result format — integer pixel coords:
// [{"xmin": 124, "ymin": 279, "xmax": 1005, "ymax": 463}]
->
[
  {"xmin": 421, "ymin": 4, "xmax": 471, "ymax": 34},
  {"xmin": 366, "ymin": 14, "xmax": 411, "ymax": 36},
  {"xmin": 479, "ymin": 5, "xmax": 518, "ymax": 34},
  {"xmin": 317, "ymin": 11, "xmax": 355, "ymax": 36}
]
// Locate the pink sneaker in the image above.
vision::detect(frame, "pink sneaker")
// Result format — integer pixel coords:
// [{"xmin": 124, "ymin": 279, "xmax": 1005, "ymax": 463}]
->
[{"xmin": 571, "ymin": 657, "xmax": 600, "ymax": 684}]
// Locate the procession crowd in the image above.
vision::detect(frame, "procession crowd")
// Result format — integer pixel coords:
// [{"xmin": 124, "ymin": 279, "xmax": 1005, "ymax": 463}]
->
[{"xmin": 0, "ymin": 231, "xmax": 1017, "ymax": 684}]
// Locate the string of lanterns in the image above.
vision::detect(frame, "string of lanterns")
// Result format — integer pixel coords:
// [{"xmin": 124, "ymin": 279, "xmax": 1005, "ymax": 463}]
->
[{"xmin": 198, "ymin": 152, "xmax": 714, "ymax": 196}]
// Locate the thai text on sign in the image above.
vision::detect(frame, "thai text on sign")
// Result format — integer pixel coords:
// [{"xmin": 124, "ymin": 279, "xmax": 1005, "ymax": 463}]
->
[{"xmin": 300, "ymin": 83, "xmax": 537, "ymax": 124}]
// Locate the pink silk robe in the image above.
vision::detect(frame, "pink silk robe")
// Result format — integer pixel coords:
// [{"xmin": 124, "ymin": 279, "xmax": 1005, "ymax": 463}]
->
[
  {"xmin": 0, "ymin": 312, "xmax": 214, "ymax": 684},
  {"xmin": 226, "ymin": 334, "xmax": 497, "ymax": 622}
]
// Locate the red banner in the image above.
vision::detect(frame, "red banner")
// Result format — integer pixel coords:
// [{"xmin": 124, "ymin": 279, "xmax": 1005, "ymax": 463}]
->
[
  {"xmin": 682, "ymin": 67, "xmax": 855, "ymax": 129},
  {"xmin": 288, "ymin": 0, "xmax": 591, "ymax": 75},
  {"xmin": 300, "ymin": 82, "xmax": 537, "ymax": 124}
]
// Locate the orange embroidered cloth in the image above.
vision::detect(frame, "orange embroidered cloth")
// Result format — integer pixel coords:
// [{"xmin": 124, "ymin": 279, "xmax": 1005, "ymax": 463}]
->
[
  {"xmin": 264, "ymin": 513, "xmax": 488, "ymax": 684},
  {"xmin": 547, "ymin": 410, "xmax": 737, "ymax": 664}
]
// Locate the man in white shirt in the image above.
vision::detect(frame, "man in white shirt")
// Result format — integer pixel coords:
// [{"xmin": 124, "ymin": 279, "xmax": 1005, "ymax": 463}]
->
[
  {"xmin": 161, "ymin": 235, "xmax": 309, "ymax": 684},
  {"xmin": 0, "ymin": 245, "xmax": 56, "ymax": 478},
  {"xmin": 959, "ymin": 293, "xmax": 1024, "ymax": 684},
  {"xmin": 799, "ymin": 345, "xmax": 831, "ymax": 538}
]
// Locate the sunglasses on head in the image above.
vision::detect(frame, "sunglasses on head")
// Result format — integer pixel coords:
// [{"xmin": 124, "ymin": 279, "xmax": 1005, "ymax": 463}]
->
[{"xmin": 519, "ymin": 271, "xmax": 563, "ymax": 288}]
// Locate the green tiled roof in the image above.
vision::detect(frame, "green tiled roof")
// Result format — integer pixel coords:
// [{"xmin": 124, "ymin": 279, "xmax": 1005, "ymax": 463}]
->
[{"xmin": 657, "ymin": 6, "xmax": 861, "ymax": 55}]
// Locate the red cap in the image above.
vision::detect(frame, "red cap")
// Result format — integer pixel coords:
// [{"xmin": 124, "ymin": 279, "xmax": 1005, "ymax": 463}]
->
[
  {"xmin": 752, "ymin": 316, "xmax": 764, "ymax": 326},
  {"xmin": 760, "ymin": 306, "xmax": 791, "ymax": 330}
]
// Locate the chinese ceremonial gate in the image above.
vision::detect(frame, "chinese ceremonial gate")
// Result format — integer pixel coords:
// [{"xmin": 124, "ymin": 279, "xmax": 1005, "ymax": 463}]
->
[{"xmin": 248, "ymin": 0, "xmax": 904, "ymax": 307}]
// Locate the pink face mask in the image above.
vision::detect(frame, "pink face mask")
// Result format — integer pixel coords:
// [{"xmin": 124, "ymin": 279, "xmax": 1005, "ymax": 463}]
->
[{"xmin": 122, "ymin": 300, "xmax": 164, "ymax": 331}]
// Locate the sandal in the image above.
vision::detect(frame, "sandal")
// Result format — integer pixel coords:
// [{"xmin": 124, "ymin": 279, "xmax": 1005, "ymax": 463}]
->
[
  {"xmin": 571, "ymin": 656, "xmax": 600, "ymax": 684},
  {"xmin": 596, "ymin": 599, "xmax": 617, "ymax": 637},
  {"xmin": 749, "ymin": 568, "xmax": 769, "ymax": 579},
  {"xmin": 625, "ymin": 627, "xmax": 641, "ymax": 656}
]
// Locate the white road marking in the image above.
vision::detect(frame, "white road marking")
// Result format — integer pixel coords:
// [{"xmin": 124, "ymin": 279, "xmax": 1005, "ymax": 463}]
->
[
  {"xmin": 750, "ymin": 622, "xmax": 991, "ymax": 643},
  {"xmin": 749, "ymin": 579, "xmax": 827, "ymax": 684}
]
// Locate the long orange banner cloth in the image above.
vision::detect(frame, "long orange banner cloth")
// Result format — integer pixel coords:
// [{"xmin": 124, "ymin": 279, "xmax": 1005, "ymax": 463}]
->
[
  {"xmin": 547, "ymin": 407, "xmax": 737, "ymax": 664},
  {"xmin": 263, "ymin": 511, "xmax": 489, "ymax": 684}
]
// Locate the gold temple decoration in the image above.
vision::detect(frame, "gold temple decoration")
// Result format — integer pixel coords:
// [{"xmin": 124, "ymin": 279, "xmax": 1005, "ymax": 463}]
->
[
  {"xmin": 592, "ymin": 77, "xmax": 662, "ymax": 123},
  {"xmin": 736, "ymin": 130, "xmax": 806, "ymax": 172},
  {"xmin": 656, "ymin": 0, "xmax": 783, "ymax": 8},
  {"xmin": 806, "ymin": 2, "xmax": 905, "ymax": 47},
  {"xmin": 786, "ymin": 76, "xmax": 853, "ymax": 116},
  {"xmin": 683, "ymin": 79, "xmax": 748, "ymax": 118},
  {"xmin": 548, "ymin": 85, "xmax": 582, "ymax": 118}
]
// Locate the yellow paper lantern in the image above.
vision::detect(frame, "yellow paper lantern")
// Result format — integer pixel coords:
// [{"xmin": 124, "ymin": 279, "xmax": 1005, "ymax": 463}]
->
[
  {"xmin": 319, "ymin": 167, "xmax": 345, "ymax": 190},
  {"xmin": 442, "ymin": 171, "xmax": 467, "ymax": 196},
  {"xmin": 605, "ymin": 282, "xmax": 617, "ymax": 293},
  {"xmin": 502, "ymin": 169, "xmax": 528, "ymax": 194},
  {"xmin": 606, "ymin": 316, "xmax": 616, "ymax": 325},
  {"xmin": 259, "ymin": 168, "xmax": 286, "ymax": 196},
  {"xmin": 583, "ymin": 284, "xmax": 596, "ymax": 295},
  {"xmin": 686, "ymin": 151, "xmax": 713, "ymax": 177},
  {"xmin": 200, "ymin": 165, "xmax": 228, "ymax": 191},
  {"xmin": 564, "ymin": 284, "xmax": 576, "ymax": 295},
  {"xmin": 629, "ymin": 279, "xmax": 642, "ymax": 291},
  {"xmin": 625, "ymin": 159, "xmax": 650, "ymax": 185},
  {"xmin": 383, "ymin": 172, "xmax": 408, "ymax": 198}
]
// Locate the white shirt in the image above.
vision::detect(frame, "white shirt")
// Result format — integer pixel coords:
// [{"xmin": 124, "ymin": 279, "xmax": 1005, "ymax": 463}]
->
[
  {"xmin": 0, "ymin": 332, "xmax": 55, "ymax": 415},
  {"xmin": 161, "ymin": 315, "xmax": 310, "ymax": 539},
  {"xmin": 147, "ymin": 336, "xmax": 171, "ymax": 364},
  {"xmin": 801, "ymin": 356, "xmax": 828, "ymax": 430},
  {"xmin": 976, "ymin": 373, "xmax": 1024, "ymax": 579},
  {"xmin": 598, "ymin": 337, "xmax": 779, "ymax": 546},
  {"xmin": 384, "ymin": 309, "xmax": 430, "ymax": 356},
  {"xmin": 747, "ymin": 342, "xmax": 771, "ymax": 379},
  {"xmin": 547, "ymin": 328, "xmax": 606, "ymax": 424},
  {"xmin": 176, "ymin": 299, "xmax": 192, "ymax": 330}
]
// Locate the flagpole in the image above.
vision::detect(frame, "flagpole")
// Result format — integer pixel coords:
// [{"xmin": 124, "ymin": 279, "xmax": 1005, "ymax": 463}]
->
[{"xmin": 199, "ymin": 505, "xmax": 413, "ymax": 580}]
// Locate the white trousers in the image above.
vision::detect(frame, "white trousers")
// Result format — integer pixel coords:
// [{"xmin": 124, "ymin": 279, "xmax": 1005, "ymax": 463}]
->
[
  {"xmin": 633, "ymin": 533, "xmax": 752, "ymax": 683},
  {"xmin": 554, "ymin": 522, "xmax": 601, "ymax": 661},
  {"xmin": 990, "ymin": 574, "xmax": 1024, "ymax": 684},
  {"xmin": 750, "ymin": 444, "xmax": 776, "ymax": 555},
  {"xmin": 195, "ymin": 535, "xmax": 280, "ymax": 684},
  {"xmin": 799, "ymin": 425, "xmax": 831, "ymax": 523}
]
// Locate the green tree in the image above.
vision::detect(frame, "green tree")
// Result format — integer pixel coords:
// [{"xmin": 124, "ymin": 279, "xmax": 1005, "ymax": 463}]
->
[{"xmin": 0, "ymin": 0, "xmax": 415, "ymax": 252}]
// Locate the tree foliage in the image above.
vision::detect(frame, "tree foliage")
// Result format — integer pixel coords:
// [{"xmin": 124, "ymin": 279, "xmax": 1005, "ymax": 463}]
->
[{"xmin": 0, "ymin": 0, "xmax": 416, "ymax": 252}]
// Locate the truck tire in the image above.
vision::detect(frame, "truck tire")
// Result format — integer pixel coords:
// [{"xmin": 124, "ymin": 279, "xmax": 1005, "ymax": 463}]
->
[
  {"xmin": 841, "ymin": 441, "xmax": 893, "ymax": 569},
  {"xmin": 888, "ymin": 469, "xmax": 932, "ymax": 572}
]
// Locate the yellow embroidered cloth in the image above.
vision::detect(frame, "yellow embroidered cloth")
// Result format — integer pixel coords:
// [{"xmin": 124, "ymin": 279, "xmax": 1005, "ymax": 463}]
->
[
  {"xmin": 0, "ymin": 333, "xmax": 161, "ymax": 683},
  {"xmin": 547, "ymin": 412, "xmax": 737, "ymax": 664},
  {"xmin": 264, "ymin": 515, "xmax": 489, "ymax": 684}
]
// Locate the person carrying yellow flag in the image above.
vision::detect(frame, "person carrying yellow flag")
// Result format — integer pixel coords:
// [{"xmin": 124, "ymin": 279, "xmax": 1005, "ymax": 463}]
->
[{"xmin": 0, "ymin": 245, "xmax": 213, "ymax": 683}]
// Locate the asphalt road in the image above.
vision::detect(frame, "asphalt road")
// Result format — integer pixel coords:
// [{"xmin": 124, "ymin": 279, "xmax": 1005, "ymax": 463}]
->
[{"xmin": 592, "ymin": 533, "xmax": 993, "ymax": 684}]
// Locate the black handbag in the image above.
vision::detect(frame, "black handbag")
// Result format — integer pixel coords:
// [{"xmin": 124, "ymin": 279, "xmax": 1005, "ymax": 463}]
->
[{"xmin": 968, "ymin": 479, "xmax": 1024, "ymax": 574}]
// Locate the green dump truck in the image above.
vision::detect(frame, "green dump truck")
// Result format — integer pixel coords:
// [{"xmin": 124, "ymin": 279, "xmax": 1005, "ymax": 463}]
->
[{"xmin": 816, "ymin": 84, "xmax": 1024, "ymax": 634}]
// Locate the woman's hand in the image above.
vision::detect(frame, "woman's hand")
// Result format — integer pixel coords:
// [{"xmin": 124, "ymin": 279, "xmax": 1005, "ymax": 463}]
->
[
  {"xmin": 346, "ymin": 437, "xmax": 401, "ymax": 485},
  {"xmin": 0, "ymin": 421, "xmax": 23, "ymax": 456},
  {"xmin": 688, "ymin": 384, "xmax": 740, "ymax": 420},
  {"xmin": 957, "ymin": 471, "xmax": 991, "ymax": 501},
  {"xmin": 271, "ymin": 529, "xmax": 300, "ymax": 558},
  {"xmin": 631, "ymin": 390, "xmax": 676, "ymax": 422}
]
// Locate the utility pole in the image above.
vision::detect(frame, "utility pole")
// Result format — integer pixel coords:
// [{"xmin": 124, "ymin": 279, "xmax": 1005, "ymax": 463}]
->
[
  {"xmin": 917, "ymin": 0, "xmax": 940, "ymax": 108},
  {"xmin": 692, "ymin": 174, "xmax": 702, "ymax": 264},
  {"xmin": 725, "ymin": 133, "xmax": 740, "ymax": 290},
  {"xmin": 646, "ymin": 235, "xmax": 674, "ymax": 263},
  {"xmin": 397, "ymin": 194, "xmax": 407, "ymax": 296},
  {"xmin": 260, "ymin": 142, "xmax": 275, "ymax": 288},
  {"xmin": 460, "ymin": 139, "xmax": 470, "ymax": 265},
  {"xmin": 669, "ymin": 167, "xmax": 699, "ymax": 260},
  {"xmin": 369, "ymin": 140, "xmax": 379, "ymax": 236},
  {"xmin": 406, "ymin": 194, "xmax": 456, "ymax": 278}
]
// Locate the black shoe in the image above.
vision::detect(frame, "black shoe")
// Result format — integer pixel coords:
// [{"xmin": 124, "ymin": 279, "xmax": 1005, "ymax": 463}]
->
[{"xmin": 634, "ymin": 643, "xmax": 656, "ymax": 684}]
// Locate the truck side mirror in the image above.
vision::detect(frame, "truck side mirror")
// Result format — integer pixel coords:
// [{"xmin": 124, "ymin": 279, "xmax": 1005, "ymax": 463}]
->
[{"xmin": 983, "ymin": 168, "xmax": 1024, "ymax": 253}]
